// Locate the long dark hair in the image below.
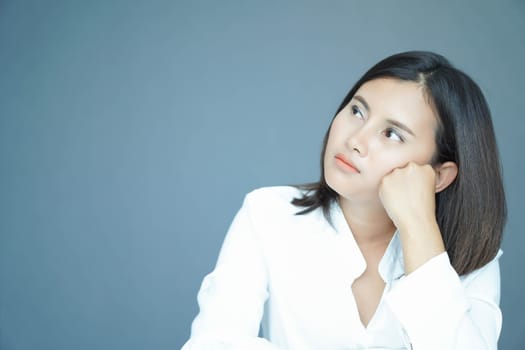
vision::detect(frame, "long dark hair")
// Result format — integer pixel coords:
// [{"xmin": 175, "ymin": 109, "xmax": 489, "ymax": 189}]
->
[{"xmin": 292, "ymin": 51, "xmax": 506, "ymax": 276}]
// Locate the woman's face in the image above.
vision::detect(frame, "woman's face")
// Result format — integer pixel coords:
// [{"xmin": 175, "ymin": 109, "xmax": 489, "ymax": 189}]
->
[{"xmin": 324, "ymin": 77, "xmax": 439, "ymax": 204}]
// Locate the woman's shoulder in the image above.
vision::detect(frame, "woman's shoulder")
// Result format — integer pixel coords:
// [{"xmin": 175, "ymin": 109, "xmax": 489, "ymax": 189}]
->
[
  {"xmin": 245, "ymin": 185, "xmax": 306, "ymax": 203},
  {"xmin": 242, "ymin": 185, "xmax": 311, "ymax": 218},
  {"xmin": 240, "ymin": 185, "xmax": 326, "ymax": 237}
]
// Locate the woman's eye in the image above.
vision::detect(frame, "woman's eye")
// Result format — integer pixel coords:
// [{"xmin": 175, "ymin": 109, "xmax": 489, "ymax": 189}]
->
[
  {"xmin": 384, "ymin": 128, "xmax": 404, "ymax": 142},
  {"xmin": 351, "ymin": 105, "xmax": 364, "ymax": 119}
]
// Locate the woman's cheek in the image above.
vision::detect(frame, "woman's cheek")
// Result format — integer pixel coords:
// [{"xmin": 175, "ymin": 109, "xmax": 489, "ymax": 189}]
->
[{"xmin": 377, "ymin": 157, "xmax": 405, "ymax": 178}]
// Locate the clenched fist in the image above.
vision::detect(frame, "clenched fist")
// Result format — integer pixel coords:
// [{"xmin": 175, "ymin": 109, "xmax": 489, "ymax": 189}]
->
[{"xmin": 379, "ymin": 161, "xmax": 437, "ymax": 233}]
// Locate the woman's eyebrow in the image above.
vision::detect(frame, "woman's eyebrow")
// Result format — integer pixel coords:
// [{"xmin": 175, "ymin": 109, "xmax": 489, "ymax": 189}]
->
[
  {"xmin": 387, "ymin": 118, "xmax": 415, "ymax": 136},
  {"xmin": 354, "ymin": 94, "xmax": 415, "ymax": 136},
  {"xmin": 353, "ymin": 95, "xmax": 370, "ymax": 112}
]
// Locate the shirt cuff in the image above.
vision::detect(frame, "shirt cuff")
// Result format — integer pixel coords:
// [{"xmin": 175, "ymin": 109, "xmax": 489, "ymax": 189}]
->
[{"xmin": 385, "ymin": 252, "xmax": 470, "ymax": 345}]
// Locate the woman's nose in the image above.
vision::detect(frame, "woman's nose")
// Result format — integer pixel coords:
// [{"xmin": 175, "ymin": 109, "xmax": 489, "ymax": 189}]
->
[{"xmin": 347, "ymin": 126, "xmax": 369, "ymax": 157}]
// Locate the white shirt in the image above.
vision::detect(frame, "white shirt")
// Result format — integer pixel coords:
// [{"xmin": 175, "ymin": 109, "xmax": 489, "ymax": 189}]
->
[{"xmin": 182, "ymin": 186, "xmax": 502, "ymax": 350}]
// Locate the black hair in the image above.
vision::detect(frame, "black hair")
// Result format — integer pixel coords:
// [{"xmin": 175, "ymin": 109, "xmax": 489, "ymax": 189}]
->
[{"xmin": 292, "ymin": 51, "xmax": 506, "ymax": 275}]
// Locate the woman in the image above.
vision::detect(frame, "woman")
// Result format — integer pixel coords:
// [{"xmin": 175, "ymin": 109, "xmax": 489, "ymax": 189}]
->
[{"xmin": 182, "ymin": 51, "xmax": 506, "ymax": 349}]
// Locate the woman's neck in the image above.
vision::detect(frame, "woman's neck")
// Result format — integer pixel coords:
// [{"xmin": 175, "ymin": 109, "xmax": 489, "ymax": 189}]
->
[{"xmin": 338, "ymin": 196, "xmax": 396, "ymax": 247}]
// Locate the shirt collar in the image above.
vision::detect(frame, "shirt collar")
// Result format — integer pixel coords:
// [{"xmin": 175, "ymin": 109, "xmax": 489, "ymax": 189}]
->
[
  {"xmin": 329, "ymin": 200, "xmax": 406, "ymax": 283},
  {"xmin": 378, "ymin": 232, "xmax": 405, "ymax": 282}
]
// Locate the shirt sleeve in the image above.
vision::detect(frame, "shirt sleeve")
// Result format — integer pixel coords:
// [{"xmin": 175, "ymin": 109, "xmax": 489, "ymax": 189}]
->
[
  {"xmin": 385, "ymin": 251, "xmax": 502, "ymax": 350},
  {"xmin": 181, "ymin": 195, "xmax": 281, "ymax": 350}
]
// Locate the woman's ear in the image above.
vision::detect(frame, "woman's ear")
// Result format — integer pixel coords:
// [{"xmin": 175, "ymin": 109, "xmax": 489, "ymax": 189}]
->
[{"xmin": 434, "ymin": 161, "xmax": 458, "ymax": 193}]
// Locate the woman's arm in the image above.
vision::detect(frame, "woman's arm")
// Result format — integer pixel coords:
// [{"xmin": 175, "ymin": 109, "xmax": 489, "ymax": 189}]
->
[
  {"xmin": 182, "ymin": 196, "xmax": 280, "ymax": 350},
  {"xmin": 385, "ymin": 251, "xmax": 502, "ymax": 349},
  {"xmin": 379, "ymin": 161, "xmax": 447, "ymax": 274},
  {"xmin": 379, "ymin": 161, "xmax": 502, "ymax": 349}
]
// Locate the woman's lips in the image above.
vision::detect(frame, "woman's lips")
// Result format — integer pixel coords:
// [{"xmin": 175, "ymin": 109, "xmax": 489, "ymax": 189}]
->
[{"xmin": 334, "ymin": 153, "xmax": 360, "ymax": 173}]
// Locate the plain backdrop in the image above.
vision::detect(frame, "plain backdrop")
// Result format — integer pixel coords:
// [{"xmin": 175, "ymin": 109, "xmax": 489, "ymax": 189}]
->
[{"xmin": 1, "ymin": 1, "xmax": 524, "ymax": 349}]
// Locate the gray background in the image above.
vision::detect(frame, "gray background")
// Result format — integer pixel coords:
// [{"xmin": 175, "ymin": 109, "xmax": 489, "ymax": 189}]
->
[{"xmin": 1, "ymin": 0, "xmax": 524, "ymax": 349}]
